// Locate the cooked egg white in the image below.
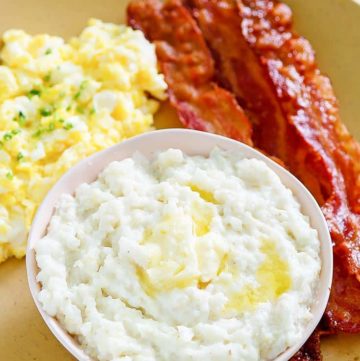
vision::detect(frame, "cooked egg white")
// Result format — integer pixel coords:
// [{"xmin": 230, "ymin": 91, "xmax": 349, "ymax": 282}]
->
[
  {"xmin": 0, "ymin": 19, "xmax": 167, "ymax": 262},
  {"xmin": 35, "ymin": 148, "xmax": 321, "ymax": 361}
]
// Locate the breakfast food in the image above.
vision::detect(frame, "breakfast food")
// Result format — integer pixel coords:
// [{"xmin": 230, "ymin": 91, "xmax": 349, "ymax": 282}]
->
[
  {"xmin": 35, "ymin": 148, "xmax": 321, "ymax": 361},
  {"xmin": 290, "ymin": 330, "xmax": 322, "ymax": 361},
  {"xmin": 128, "ymin": 0, "xmax": 360, "ymax": 358},
  {"xmin": 128, "ymin": 0, "xmax": 253, "ymax": 145},
  {"xmin": 186, "ymin": 0, "xmax": 360, "ymax": 333},
  {"xmin": 0, "ymin": 19, "xmax": 167, "ymax": 263}
]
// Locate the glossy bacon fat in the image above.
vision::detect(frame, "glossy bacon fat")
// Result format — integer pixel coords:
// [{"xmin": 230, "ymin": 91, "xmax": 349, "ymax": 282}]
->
[
  {"xmin": 127, "ymin": 0, "xmax": 253, "ymax": 145},
  {"xmin": 189, "ymin": 0, "xmax": 360, "ymax": 333}
]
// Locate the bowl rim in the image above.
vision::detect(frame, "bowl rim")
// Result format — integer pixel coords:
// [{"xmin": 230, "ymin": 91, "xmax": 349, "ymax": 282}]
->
[{"xmin": 26, "ymin": 128, "xmax": 333, "ymax": 361}]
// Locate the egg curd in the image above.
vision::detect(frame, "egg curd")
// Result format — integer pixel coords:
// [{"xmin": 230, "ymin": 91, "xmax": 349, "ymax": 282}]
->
[
  {"xmin": 0, "ymin": 19, "xmax": 167, "ymax": 262},
  {"xmin": 35, "ymin": 148, "xmax": 321, "ymax": 361}
]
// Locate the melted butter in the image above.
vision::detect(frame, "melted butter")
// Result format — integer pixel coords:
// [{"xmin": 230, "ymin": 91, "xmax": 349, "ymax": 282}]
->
[
  {"xmin": 191, "ymin": 201, "xmax": 212, "ymax": 237},
  {"xmin": 135, "ymin": 194, "xmax": 223, "ymax": 296},
  {"xmin": 136, "ymin": 264, "xmax": 198, "ymax": 296},
  {"xmin": 135, "ymin": 265, "xmax": 155, "ymax": 297},
  {"xmin": 189, "ymin": 183, "xmax": 217, "ymax": 204},
  {"xmin": 217, "ymin": 253, "xmax": 229, "ymax": 276},
  {"xmin": 141, "ymin": 228, "xmax": 152, "ymax": 243},
  {"xmin": 160, "ymin": 275, "xmax": 198, "ymax": 291},
  {"xmin": 198, "ymin": 279, "xmax": 211, "ymax": 289},
  {"xmin": 226, "ymin": 240, "xmax": 292, "ymax": 313},
  {"xmin": 138, "ymin": 213, "xmax": 202, "ymax": 296}
]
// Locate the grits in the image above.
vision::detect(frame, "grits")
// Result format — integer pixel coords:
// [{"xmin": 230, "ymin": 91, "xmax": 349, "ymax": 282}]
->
[{"xmin": 35, "ymin": 148, "xmax": 321, "ymax": 361}]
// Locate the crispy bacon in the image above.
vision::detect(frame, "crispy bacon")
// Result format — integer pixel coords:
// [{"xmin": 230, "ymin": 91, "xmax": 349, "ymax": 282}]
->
[
  {"xmin": 128, "ymin": 0, "xmax": 360, "ymax": 359},
  {"xmin": 188, "ymin": 0, "xmax": 360, "ymax": 333},
  {"xmin": 291, "ymin": 330, "xmax": 322, "ymax": 361},
  {"xmin": 127, "ymin": 0, "xmax": 253, "ymax": 145}
]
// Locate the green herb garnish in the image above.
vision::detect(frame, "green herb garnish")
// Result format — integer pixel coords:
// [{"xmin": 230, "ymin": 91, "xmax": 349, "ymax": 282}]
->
[
  {"xmin": 28, "ymin": 89, "xmax": 41, "ymax": 98},
  {"xmin": 1, "ymin": 129, "xmax": 20, "ymax": 142},
  {"xmin": 11, "ymin": 129, "xmax": 21, "ymax": 136},
  {"xmin": 3, "ymin": 133, "xmax": 13, "ymax": 141},
  {"xmin": 6, "ymin": 172, "xmax": 13, "ymax": 180},
  {"xmin": 73, "ymin": 80, "xmax": 88, "ymax": 100},
  {"xmin": 18, "ymin": 111, "xmax": 26, "ymax": 123},
  {"xmin": 13, "ymin": 111, "xmax": 26, "ymax": 126},
  {"xmin": 39, "ymin": 106, "xmax": 53, "ymax": 117},
  {"xmin": 32, "ymin": 129, "xmax": 43, "ymax": 138},
  {"xmin": 16, "ymin": 152, "xmax": 24, "ymax": 161},
  {"xmin": 45, "ymin": 48, "xmax": 52, "ymax": 55},
  {"xmin": 64, "ymin": 123, "xmax": 73, "ymax": 130}
]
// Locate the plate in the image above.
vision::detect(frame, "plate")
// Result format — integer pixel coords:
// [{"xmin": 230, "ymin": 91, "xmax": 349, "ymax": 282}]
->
[{"xmin": 0, "ymin": 0, "xmax": 359, "ymax": 360}]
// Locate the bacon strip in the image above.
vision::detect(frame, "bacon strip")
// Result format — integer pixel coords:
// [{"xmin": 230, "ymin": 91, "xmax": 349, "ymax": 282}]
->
[
  {"xmin": 291, "ymin": 329, "xmax": 322, "ymax": 361},
  {"xmin": 188, "ymin": 0, "xmax": 360, "ymax": 333},
  {"xmin": 127, "ymin": 0, "xmax": 253, "ymax": 145}
]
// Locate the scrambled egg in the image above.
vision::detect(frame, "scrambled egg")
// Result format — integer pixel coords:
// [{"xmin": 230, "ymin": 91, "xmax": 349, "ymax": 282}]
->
[{"xmin": 0, "ymin": 19, "xmax": 167, "ymax": 262}]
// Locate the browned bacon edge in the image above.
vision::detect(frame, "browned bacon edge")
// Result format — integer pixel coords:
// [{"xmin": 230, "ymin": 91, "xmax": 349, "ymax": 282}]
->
[
  {"xmin": 127, "ymin": 0, "xmax": 360, "ymax": 359},
  {"xmin": 127, "ymin": 0, "xmax": 253, "ymax": 146},
  {"xmin": 291, "ymin": 329, "xmax": 323, "ymax": 361},
  {"xmin": 188, "ymin": 0, "xmax": 360, "ymax": 334}
]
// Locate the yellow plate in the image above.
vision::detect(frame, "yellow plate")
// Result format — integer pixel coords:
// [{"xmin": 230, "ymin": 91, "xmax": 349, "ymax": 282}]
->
[{"xmin": 0, "ymin": 0, "xmax": 359, "ymax": 360}]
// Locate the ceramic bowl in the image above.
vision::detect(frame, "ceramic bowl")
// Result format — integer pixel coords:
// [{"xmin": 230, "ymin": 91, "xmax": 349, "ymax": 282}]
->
[{"xmin": 26, "ymin": 129, "xmax": 333, "ymax": 361}]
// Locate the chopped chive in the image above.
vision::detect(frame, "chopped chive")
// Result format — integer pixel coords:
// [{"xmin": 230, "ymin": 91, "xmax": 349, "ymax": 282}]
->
[
  {"xmin": 6, "ymin": 172, "xmax": 13, "ymax": 180},
  {"xmin": 73, "ymin": 80, "xmax": 88, "ymax": 100},
  {"xmin": 66, "ymin": 104, "xmax": 71, "ymax": 111},
  {"xmin": 64, "ymin": 123, "xmax": 73, "ymax": 130},
  {"xmin": 11, "ymin": 129, "xmax": 21, "ymax": 135},
  {"xmin": 13, "ymin": 111, "xmax": 26, "ymax": 126},
  {"xmin": 90, "ymin": 107, "xmax": 96, "ymax": 115},
  {"xmin": 58, "ymin": 118, "xmax": 65, "ymax": 123},
  {"xmin": 16, "ymin": 152, "xmax": 24, "ymax": 161},
  {"xmin": 40, "ymin": 106, "xmax": 53, "ymax": 117},
  {"xmin": 28, "ymin": 89, "xmax": 41, "ymax": 98},
  {"xmin": 3, "ymin": 129, "xmax": 20, "ymax": 141},
  {"xmin": 3, "ymin": 133, "xmax": 12, "ymax": 141},
  {"xmin": 32, "ymin": 129, "xmax": 43, "ymax": 138},
  {"xmin": 45, "ymin": 48, "xmax": 52, "ymax": 55},
  {"xmin": 19, "ymin": 111, "xmax": 26, "ymax": 121}
]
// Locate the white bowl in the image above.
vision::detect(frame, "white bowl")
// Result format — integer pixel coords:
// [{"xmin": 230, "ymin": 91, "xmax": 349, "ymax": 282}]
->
[{"xmin": 26, "ymin": 129, "xmax": 333, "ymax": 361}]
